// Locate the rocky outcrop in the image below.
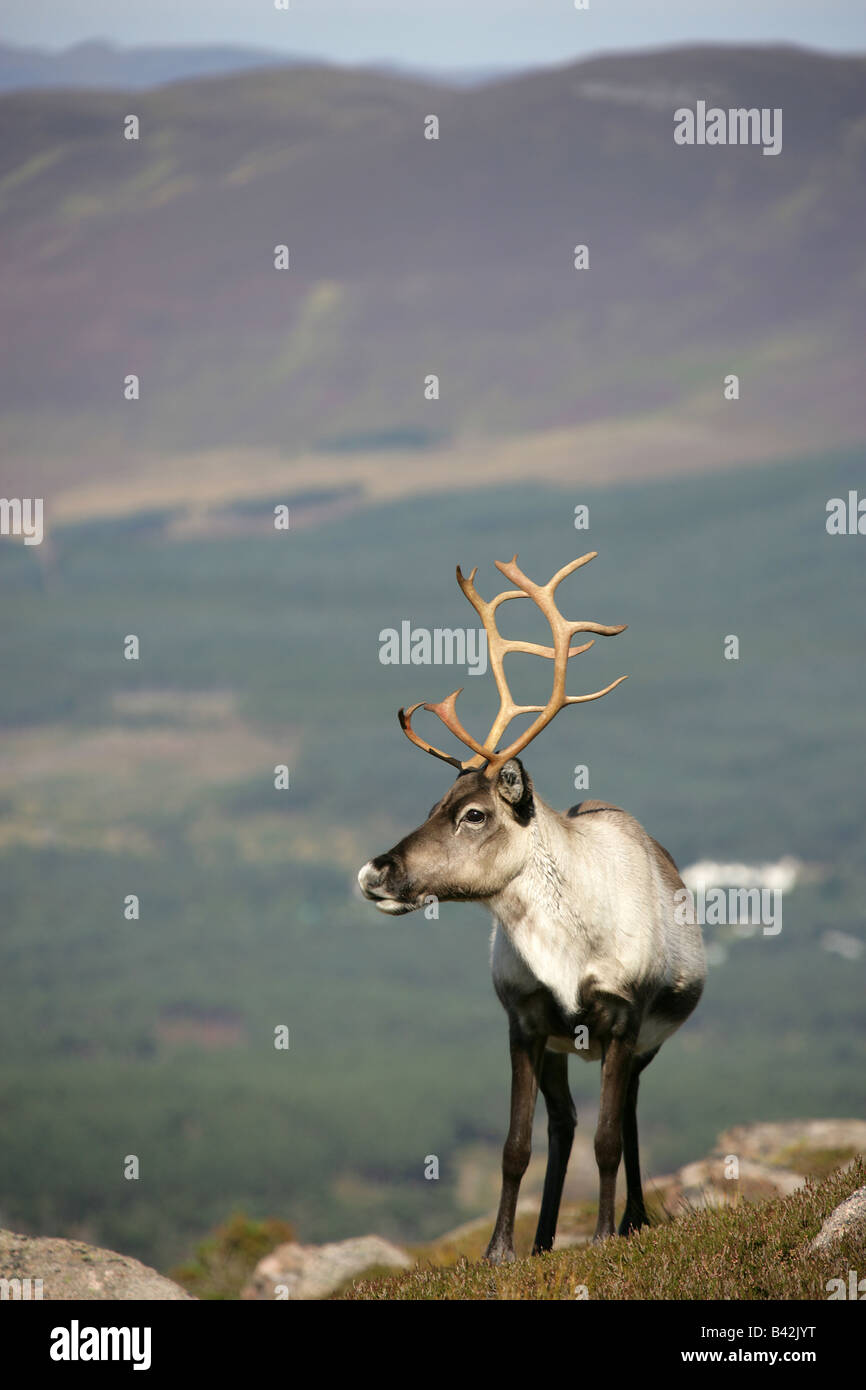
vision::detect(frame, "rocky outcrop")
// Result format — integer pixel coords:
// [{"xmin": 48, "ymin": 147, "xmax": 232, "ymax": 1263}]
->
[
  {"xmin": 0, "ymin": 1228, "xmax": 193, "ymax": 1300},
  {"xmin": 716, "ymin": 1119, "xmax": 866, "ymax": 1167},
  {"xmin": 241, "ymin": 1234, "xmax": 413, "ymax": 1301},
  {"xmin": 809, "ymin": 1186, "xmax": 866, "ymax": 1255},
  {"xmin": 675, "ymin": 1155, "xmax": 804, "ymax": 1208},
  {"xmin": 655, "ymin": 1118, "xmax": 866, "ymax": 1216}
]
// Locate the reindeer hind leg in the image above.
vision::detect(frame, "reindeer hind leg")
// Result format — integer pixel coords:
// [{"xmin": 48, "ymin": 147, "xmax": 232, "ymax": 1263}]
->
[
  {"xmin": 532, "ymin": 1050, "xmax": 576, "ymax": 1254},
  {"xmin": 618, "ymin": 1047, "xmax": 659, "ymax": 1236}
]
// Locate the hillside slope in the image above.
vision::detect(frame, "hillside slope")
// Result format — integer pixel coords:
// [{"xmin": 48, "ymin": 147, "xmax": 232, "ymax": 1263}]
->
[
  {"xmin": 343, "ymin": 1158, "xmax": 866, "ymax": 1300},
  {"xmin": 1, "ymin": 44, "xmax": 864, "ymax": 482}
]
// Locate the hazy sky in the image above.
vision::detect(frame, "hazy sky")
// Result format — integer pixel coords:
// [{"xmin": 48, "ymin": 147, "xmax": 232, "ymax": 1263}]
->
[{"xmin": 4, "ymin": 1, "xmax": 866, "ymax": 70}]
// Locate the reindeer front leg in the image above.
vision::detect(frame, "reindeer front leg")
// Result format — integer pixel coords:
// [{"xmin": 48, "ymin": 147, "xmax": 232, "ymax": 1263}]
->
[{"xmin": 484, "ymin": 1024, "xmax": 546, "ymax": 1264}]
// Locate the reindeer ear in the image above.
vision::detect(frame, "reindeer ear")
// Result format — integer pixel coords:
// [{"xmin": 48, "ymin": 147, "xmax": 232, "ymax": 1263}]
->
[
  {"xmin": 496, "ymin": 757, "xmax": 532, "ymax": 810},
  {"xmin": 496, "ymin": 760, "xmax": 524, "ymax": 803},
  {"xmin": 495, "ymin": 759, "xmax": 534, "ymax": 824}
]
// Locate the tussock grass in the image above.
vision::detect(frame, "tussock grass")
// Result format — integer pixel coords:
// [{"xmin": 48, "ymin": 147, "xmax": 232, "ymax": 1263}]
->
[{"xmin": 341, "ymin": 1158, "xmax": 866, "ymax": 1300}]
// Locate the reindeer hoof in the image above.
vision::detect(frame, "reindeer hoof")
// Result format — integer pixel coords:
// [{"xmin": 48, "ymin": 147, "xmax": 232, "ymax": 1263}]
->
[
  {"xmin": 484, "ymin": 1244, "xmax": 516, "ymax": 1265},
  {"xmin": 618, "ymin": 1211, "xmax": 649, "ymax": 1237}
]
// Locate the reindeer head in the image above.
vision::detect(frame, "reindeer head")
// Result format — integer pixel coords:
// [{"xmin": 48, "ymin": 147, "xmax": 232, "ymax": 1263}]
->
[{"xmin": 358, "ymin": 552, "xmax": 627, "ymax": 914}]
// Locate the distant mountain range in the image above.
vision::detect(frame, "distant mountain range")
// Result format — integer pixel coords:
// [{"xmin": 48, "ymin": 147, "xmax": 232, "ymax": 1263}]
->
[
  {"xmin": 0, "ymin": 43, "xmax": 864, "ymax": 488},
  {"xmin": 0, "ymin": 40, "xmax": 503, "ymax": 93}
]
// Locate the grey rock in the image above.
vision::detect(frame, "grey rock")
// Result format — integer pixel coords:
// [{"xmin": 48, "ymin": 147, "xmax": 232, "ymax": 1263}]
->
[
  {"xmin": 0, "ymin": 1227, "xmax": 194, "ymax": 1300},
  {"xmin": 242, "ymin": 1234, "xmax": 413, "ymax": 1300},
  {"xmin": 717, "ymin": 1119, "xmax": 866, "ymax": 1166},
  {"xmin": 810, "ymin": 1187, "xmax": 866, "ymax": 1255}
]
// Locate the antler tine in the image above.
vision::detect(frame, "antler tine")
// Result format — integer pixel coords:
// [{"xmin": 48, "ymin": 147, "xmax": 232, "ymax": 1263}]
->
[
  {"xmin": 399, "ymin": 689, "xmax": 492, "ymax": 771},
  {"xmin": 565, "ymin": 674, "xmax": 629, "ymax": 704},
  {"xmin": 398, "ymin": 701, "xmax": 466, "ymax": 770},
  {"xmin": 545, "ymin": 551, "xmax": 599, "ymax": 591}
]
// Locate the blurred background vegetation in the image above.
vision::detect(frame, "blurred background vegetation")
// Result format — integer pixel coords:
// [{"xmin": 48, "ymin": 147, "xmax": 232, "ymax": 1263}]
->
[{"xmin": 1, "ymin": 453, "xmax": 864, "ymax": 1270}]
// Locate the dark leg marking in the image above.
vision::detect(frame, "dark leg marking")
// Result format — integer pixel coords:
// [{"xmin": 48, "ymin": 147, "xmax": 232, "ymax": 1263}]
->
[
  {"xmin": 619, "ymin": 1047, "xmax": 659, "ymax": 1236},
  {"xmin": 532, "ymin": 1051, "xmax": 577, "ymax": 1255}
]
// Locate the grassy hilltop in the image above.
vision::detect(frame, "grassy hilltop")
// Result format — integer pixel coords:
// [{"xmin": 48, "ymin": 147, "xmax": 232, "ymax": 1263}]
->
[{"xmin": 343, "ymin": 1159, "xmax": 866, "ymax": 1301}]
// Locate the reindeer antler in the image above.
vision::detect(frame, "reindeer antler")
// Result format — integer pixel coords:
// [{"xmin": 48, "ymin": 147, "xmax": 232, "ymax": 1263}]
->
[{"xmin": 398, "ymin": 551, "xmax": 627, "ymax": 777}]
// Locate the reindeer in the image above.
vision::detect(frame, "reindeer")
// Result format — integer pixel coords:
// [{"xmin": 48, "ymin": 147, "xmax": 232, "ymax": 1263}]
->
[{"xmin": 358, "ymin": 552, "xmax": 705, "ymax": 1262}]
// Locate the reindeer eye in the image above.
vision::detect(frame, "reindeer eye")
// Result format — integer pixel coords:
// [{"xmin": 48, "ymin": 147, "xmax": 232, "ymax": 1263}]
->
[{"xmin": 462, "ymin": 808, "xmax": 486, "ymax": 825}]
